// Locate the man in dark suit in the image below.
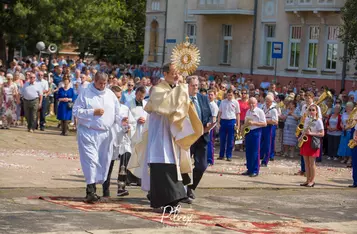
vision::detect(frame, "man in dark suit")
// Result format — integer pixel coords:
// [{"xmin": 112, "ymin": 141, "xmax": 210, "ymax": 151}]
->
[{"xmin": 182, "ymin": 75, "xmax": 212, "ymax": 203}]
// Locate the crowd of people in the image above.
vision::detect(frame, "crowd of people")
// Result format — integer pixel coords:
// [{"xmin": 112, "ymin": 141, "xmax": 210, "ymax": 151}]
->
[
  {"xmin": 0, "ymin": 56, "xmax": 160, "ymax": 133},
  {"xmin": 0, "ymin": 55, "xmax": 356, "ymax": 211}
]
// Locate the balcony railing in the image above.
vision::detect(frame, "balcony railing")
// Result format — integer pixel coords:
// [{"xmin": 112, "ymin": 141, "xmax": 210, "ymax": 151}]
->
[
  {"xmin": 188, "ymin": 0, "xmax": 254, "ymax": 15},
  {"xmin": 285, "ymin": 0, "xmax": 345, "ymax": 12}
]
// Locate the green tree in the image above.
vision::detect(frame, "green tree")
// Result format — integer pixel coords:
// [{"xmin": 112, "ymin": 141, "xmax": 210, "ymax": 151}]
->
[
  {"xmin": 341, "ymin": 0, "xmax": 357, "ymax": 63},
  {"xmin": 0, "ymin": 0, "xmax": 75, "ymax": 63},
  {"xmin": 0, "ymin": 0, "xmax": 146, "ymax": 65},
  {"xmin": 72, "ymin": 0, "xmax": 146, "ymax": 63}
]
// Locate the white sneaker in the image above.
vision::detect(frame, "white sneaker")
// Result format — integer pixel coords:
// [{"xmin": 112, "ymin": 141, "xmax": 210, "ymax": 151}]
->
[
  {"xmin": 327, "ymin": 157, "xmax": 332, "ymax": 160},
  {"xmin": 333, "ymin": 157, "xmax": 339, "ymax": 161}
]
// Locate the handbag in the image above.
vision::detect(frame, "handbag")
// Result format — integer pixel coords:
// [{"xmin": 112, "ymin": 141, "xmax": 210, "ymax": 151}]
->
[
  {"xmin": 310, "ymin": 136, "xmax": 321, "ymax": 149},
  {"xmin": 67, "ymin": 101, "xmax": 74, "ymax": 109}
]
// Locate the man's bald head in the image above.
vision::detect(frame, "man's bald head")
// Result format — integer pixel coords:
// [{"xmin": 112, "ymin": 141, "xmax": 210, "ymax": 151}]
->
[
  {"xmin": 249, "ymin": 97, "xmax": 257, "ymax": 104},
  {"xmin": 249, "ymin": 97, "xmax": 258, "ymax": 110}
]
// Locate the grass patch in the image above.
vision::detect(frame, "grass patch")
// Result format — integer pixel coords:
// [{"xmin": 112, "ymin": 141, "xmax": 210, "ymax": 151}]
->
[{"xmin": 46, "ymin": 115, "xmax": 59, "ymax": 127}]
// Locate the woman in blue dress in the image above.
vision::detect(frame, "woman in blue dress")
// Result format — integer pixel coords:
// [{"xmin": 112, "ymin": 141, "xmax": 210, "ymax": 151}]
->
[
  {"xmin": 57, "ymin": 76, "xmax": 75, "ymax": 136},
  {"xmin": 337, "ymin": 102, "xmax": 354, "ymax": 167}
]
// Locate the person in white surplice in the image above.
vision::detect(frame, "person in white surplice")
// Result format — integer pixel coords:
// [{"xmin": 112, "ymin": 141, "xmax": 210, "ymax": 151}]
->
[
  {"xmin": 73, "ymin": 72, "xmax": 128, "ymax": 203},
  {"xmin": 102, "ymin": 85, "xmax": 137, "ymax": 197},
  {"xmin": 125, "ymin": 86, "xmax": 148, "ymax": 186}
]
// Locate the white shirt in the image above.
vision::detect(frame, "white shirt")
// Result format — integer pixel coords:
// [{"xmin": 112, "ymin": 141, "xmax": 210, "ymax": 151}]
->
[
  {"xmin": 219, "ymin": 99, "xmax": 240, "ymax": 120},
  {"xmin": 22, "ymin": 82, "xmax": 43, "ymax": 100},
  {"xmin": 209, "ymin": 101, "xmax": 219, "ymax": 118},
  {"xmin": 327, "ymin": 115, "xmax": 342, "ymax": 136},
  {"xmin": 263, "ymin": 104, "xmax": 279, "ymax": 123},
  {"xmin": 301, "ymin": 103, "xmax": 322, "ymax": 119},
  {"xmin": 304, "ymin": 117, "xmax": 324, "ymax": 133},
  {"xmin": 245, "ymin": 107, "xmax": 266, "ymax": 130},
  {"xmin": 341, "ymin": 112, "xmax": 350, "ymax": 129},
  {"xmin": 35, "ymin": 79, "xmax": 49, "ymax": 93}
]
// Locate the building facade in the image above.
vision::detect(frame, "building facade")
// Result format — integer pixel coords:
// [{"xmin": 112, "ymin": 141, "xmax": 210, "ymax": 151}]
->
[{"xmin": 143, "ymin": 0, "xmax": 355, "ymax": 90}]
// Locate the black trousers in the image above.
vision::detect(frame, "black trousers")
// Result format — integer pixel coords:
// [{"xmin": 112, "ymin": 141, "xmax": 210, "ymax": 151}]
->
[
  {"xmin": 36, "ymin": 97, "xmax": 48, "ymax": 129},
  {"xmin": 54, "ymin": 93, "xmax": 58, "ymax": 115},
  {"xmin": 183, "ymin": 136, "xmax": 208, "ymax": 190},
  {"xmin": 327, "ymin": 134, "xmax": 341, "ymax": 158},
  {"xmin": 102, "ymin": 153, "xmax": 140, "ymax": 195}
]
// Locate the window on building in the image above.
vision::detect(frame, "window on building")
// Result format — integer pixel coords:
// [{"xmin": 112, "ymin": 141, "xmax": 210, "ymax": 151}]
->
[
  {"xmin": 200, "ymin": 0, "xmax": 224, "ymax": 4},
  {"xmin": 307, "ymin": 26, "xmax": 320, "ymax": 69},
  {"xmin": 186, "ymin": 24, "xmax": 196, "ymax": 44},
  {"xmin": 288, "ymin": 26, "xmax": 302, "ymax": 69},
  {"xmin": 325, "ymin": 26, "xmax": 339, "ymax": 70},
  {"xmin": 222, "ymin": 24, "xmax": 232, "ymax": 64},
  {"xmin": 299, "ymin": 0, "xmax": 311, "ymax": 4},
  {"xmin": 148, "ymin": 20, "xmax": 159, "ymax": 62},
  {"xmin": 263, "ymin": 24, "xmax": 276, "ymax": 66},
  {"xmin": 318, "ymin": 0, "xmax": 334, "ymax": 4},
  {"xmin": 151, "ymin": 1, "xmax": 160, "ymax": 11},
  {"xmin": 286, "ymin": 0, "xmax": 294, "ymax": 4}
]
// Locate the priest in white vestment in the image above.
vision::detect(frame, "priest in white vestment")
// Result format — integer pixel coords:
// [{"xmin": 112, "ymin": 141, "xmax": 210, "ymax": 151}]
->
[
  {"xmin": 102, "ymin": 85, "xmax": 137, "ymax": 197},
  {"xmin": 142, "ymin": 63, "xmax": 203, "ymax": 211},
  {"xmin": 73, "ymin": 73, "xmax": 128, "ymax": 203}
]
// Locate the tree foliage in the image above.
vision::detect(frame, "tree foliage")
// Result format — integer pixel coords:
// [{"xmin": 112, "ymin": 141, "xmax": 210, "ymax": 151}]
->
[
  {"xmin": 341, "ymin": 0, "xmax": 357, "ymax": 63},
  {"xmin": 0, "ymin": 0, "xmax": 146, "ymax": 64}
]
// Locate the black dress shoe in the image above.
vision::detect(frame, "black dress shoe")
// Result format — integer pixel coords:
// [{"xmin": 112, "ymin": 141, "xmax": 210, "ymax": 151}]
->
[
  {"xmin": 216, "ymin": 157, "xmax": 224, "ymax": 160},
  {"xmin": 117, "ymin": 189, "xmax": 129, "ymax": 196},
  {"xmin": 180, "ymin": 197, "xmax": 193, "ymax": 204},
  {"xmin": 261, "ymin": 163, "xmax": 267, "ymax": 167},
  {"xmin": 270, "ymin": 158, "xmax": 275, "ymax": 161},
  {"xmin": 226, "ymin": 158, "xmax": 232, "ymax": 162},
  {"xmin": 241, "ymin": 171, "xmax": 250, "ymax": 175},
  {"xmin": 249, "ymin": 173, "xmax": 258, "ymax": 177},
  {"xmin": 85, "ymin": 193, "xmax": 100, "ymax": 203},
  {"xmin": 300, "ymin": 182, "xmax": 308, "ymax": 186},
  {"xmin": 348, "ymin": 184, "xmax": 357, "ymax": 188},
  {"xmin": 187, "ymin": 187, "xmax": 196, "ymax": 199}
]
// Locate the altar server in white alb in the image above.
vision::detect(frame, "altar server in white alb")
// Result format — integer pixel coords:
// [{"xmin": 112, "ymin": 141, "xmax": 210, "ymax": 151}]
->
[
  {"xmin": 102, "ymin": 85, "xmax": 137, "ymax": 197},
  {"xmin": 125, "ymin": 86, "xmax": 148, "ymax": 186},
  {"xmin": 73, "ymin": 72, "xmax": 128, "ymax": 203}
]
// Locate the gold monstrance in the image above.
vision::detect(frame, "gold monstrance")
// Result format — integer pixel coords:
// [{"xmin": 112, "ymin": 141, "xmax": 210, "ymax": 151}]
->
[{"xmin": 171, "ymin": 36, "xmax": 201, "ymax": 78}]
